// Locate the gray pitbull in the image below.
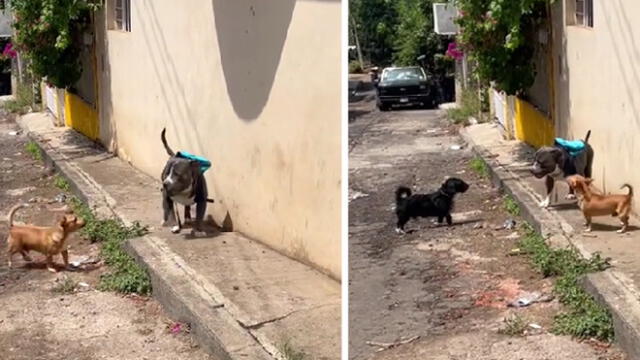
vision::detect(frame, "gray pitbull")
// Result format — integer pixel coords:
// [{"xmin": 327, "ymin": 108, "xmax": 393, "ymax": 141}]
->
[
  {"xmin": 531, "ymin": 130, "xmax": 593, "ymax": 208},
  {"xmin": 160, "ymin": 128, "xmax": 213, "ymax": 235}
]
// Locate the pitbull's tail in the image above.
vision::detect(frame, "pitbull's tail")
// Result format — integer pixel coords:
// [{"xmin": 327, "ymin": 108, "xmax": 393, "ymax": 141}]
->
[
  {"xmin": 584, "ymin": 130, "xmax": 592, "ymax": 143},
  {"xmin": 622, "ymin": 184, "xmax": 633, "ymax": 197},
  {"xmin": 161, "ymin": 128, "xmax": 176, "ymax": 156}
]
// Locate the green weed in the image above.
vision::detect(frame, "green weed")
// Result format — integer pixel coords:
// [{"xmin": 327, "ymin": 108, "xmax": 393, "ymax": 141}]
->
[
  {"xmin": 70, "ymin": 197, "xmax": 151, "ymax": 295},
  {"xmin": 498, "ymin": 314, "xmax": 527, "ymax": 336},
  {"xmin": 53, "ymin": 175, "xmax": 70, "ymax": 192},
  {"xmin": 52, "ymin": 276, "xmax": 77, "ymax": 294},
  {"xmin": 279, "ymin": 341, "xmax": 307, "ymax": 360},
  {"xmin": 349, "ymin": 60, "xmax": 363, "ymax": 74},
  {"xmin": 469, "ymin": 156, "xmax": 489, "ymax": 178},
  {"xmin": 24, "ymin": 141, "xmax": 42, "ymax": 161},
  {"xmin": 446, "ymin": 87, "xmax": 482, "ymax": 125},
  {"xmin": 518, "ymin": 224, "xmax": 613, "ymax": 341},
  {"xmin": 503, "ymin": 195, "xmax": 521, "ymax": 216},
  {"xmin": 3, "ymin": 83, "xmax": 35, "ymax": 114}
]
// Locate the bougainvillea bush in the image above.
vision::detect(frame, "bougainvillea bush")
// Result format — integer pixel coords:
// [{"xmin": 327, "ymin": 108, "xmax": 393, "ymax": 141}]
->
[
  {"xmin": 454, "ymin": 0, "xmax": 552, "ymax": 95},
  {"xmin": 5, "ymin": 0, "xmax": 100, "ymax": 88}
]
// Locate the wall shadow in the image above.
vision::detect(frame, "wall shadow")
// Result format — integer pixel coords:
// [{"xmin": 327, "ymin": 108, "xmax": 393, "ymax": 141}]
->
[{"xmin": 212, "ymin": 0, "xmax": 296, "ymax": 121}]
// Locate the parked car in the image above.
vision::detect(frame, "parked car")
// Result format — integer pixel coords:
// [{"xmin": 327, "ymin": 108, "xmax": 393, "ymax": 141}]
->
[{"xmin": 375, "ymin": 66, "xmax": 435, "ymax": 111}]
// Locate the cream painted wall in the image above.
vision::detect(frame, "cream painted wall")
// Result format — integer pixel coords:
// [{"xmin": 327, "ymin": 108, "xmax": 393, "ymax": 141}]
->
[
  {"xmin": 96, "ymin": 0, "xmax": 341, "ymax": 279},
  {"xmin": 553, "ymin": 0, "xmax": 640, "ymax": 207}
]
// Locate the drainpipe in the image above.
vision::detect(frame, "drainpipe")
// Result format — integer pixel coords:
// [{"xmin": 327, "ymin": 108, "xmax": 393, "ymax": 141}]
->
[{"xmin": 546, "ymin": 0, "xmax": 556, "ymax": 141}]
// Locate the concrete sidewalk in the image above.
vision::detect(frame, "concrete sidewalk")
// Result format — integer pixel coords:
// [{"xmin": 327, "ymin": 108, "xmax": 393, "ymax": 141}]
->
[
  {"xmin": 17, "ymin": 112, "xmax": 341, "ymax": 360},
  {"xmin": 461, "ymin": 123, "xmax": 640, "ymax": 360}
]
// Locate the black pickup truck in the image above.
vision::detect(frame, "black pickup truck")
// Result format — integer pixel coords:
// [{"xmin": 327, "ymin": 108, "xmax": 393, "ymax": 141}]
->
[{"xmin": 375, "ymin": 66, "xmax": 435, "ymax": 111}]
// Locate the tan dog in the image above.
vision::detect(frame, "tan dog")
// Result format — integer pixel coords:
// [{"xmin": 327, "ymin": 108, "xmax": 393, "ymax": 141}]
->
[
  {"xmin": 567, "ymin": 175, "xmax": 633, "ymax": 233},
  {"xmin": 5, "ymin": 204, "xmax": 85, "ymax": 272}
]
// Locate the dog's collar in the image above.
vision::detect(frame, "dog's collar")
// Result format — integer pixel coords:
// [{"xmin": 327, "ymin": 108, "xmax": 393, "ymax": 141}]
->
[{"xmin": 439, "ymin": 189, "xmax": 453, "ymax": 198}]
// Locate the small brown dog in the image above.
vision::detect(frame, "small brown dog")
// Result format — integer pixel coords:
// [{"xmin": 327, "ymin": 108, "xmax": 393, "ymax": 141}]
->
[
  {"xmin": 567, "ymin": 175, "xmax": 633, "ymax": 233},
  {"xmin": 6, "ymin": 204, "xmax": 85, "ymax": 272}
]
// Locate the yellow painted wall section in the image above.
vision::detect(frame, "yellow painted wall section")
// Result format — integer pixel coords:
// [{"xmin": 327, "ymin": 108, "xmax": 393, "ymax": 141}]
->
[
  {"xmin": 64, "ymin": 91, "xmax": 99, "ymax": 140},
  {"xmin": 514, "ymin": 98, "xmax": 554, "ymax": 149}
]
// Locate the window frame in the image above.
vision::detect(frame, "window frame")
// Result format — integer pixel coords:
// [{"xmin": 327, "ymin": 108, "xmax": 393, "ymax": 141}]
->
[
  {"xmin": 113, "ymin": 0, "xmax": 131, "ymax": 32},
  {"xmin": 575, "ymin": 0, "xmax": 593, "ymax": 28}
]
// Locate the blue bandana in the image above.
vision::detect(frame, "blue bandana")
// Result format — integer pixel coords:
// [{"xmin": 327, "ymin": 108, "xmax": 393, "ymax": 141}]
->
[
  {"xmin": 554, "ymin": 138, "xmax": 586, "ymax": 157},
  {"xmin": 176, "ymin": 151, "xmax": 212, "ymax": 174}
]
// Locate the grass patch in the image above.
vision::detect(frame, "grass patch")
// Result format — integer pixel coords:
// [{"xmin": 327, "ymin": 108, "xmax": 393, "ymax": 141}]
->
[
  {"xmin": 52, "ymin": 276, "xmax": 77, "ymax": 294},
  {"xmin": 24, "ymin": 141, "xmax": 42, "ymax": 161},
  {"xmin": 279, "ymin": 341, "xmax": 307, "ymax": 360},
  {"xmin": 469, "ymin": 156, "xmax": 489, "ymax": 178},
  {"xmin": 349, "ymin": 60, "xmax": 363, "ymax": 74},
  {"xmin": 503, "ymin": 195, "xmax": 521, "ymax": 216},
  {"xmin": 3, "ymin": 83, "xmax": 36, "ymax": 114},
  {"xmin": 70, "ymin": 197, "xmax": 151, "ymax": 295},
  {"xmin": 53, "ymin": 175, "xmax": 70, "ymax": 192},
  {"xmin": 498, "ymin": 314, "xmax": 527, "ymax": 336},
  {"xmin": 518, "ymin": 224, "xmax": 613, "ymax": 341},
  {"xmin": 446, "ymin": 87, "xmax": 482, "ymax": 125}
]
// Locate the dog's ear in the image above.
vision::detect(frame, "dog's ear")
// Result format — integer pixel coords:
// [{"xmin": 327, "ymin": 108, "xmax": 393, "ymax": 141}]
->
[
  {"xmin": 550, "ymin": 148, "xmax": 563, "ymax": 163},
  {"xmin": 56, "ymin": 214, "xmax": 67, "ymax": 227},
  {"xmin": 443, "ymin": 178, "xmax": 456, "ymax": 193},
  {"xmin": 585, "ymin": 178, "xmax": 594, "ymax": 185}
]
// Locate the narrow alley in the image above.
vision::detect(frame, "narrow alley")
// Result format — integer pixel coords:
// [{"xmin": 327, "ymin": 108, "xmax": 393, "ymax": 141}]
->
[{"xmin": 347, "ymin": 94, "xmax": 625, "ymax": 360}]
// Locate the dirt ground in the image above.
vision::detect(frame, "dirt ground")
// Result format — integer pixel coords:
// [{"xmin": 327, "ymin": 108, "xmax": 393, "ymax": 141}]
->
[
  {"xmin": 348, "ymin": 94, "xmax": 625, "ymax": 360},
  {"xmin": 0, "ymin": 114, "xmax": 214, "ymax": 360}
]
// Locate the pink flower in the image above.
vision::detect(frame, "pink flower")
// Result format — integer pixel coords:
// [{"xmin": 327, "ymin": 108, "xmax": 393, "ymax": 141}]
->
[
  {"xmin": 2, "ymin": 43, "xmax": 17, "ymax": 59},
  {"xmin": 445, "ymin": 42, "xmax": 464, "ymax": 60}
]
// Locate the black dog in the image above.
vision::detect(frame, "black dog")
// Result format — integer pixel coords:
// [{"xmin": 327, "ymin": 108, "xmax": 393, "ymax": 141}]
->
[
  {"xmin": 160, "ymin": 128, "xmax": 213, "ymax": 235},
  {"xmin": 395, "ymin": 177, "xmax": 470, "ymax": 234}
]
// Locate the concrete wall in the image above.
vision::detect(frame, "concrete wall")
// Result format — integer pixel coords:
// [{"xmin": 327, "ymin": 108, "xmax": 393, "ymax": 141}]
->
[
  {"xmin": 95, "ymin": 0, "xmax": 341, "ymax": 279},
  {"xmin": 551, "ymin": 0, "xmax": 640, "ymax": 199}
]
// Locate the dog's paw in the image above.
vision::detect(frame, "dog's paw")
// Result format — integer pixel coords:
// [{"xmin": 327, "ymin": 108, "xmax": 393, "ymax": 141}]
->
[
  {"xmin": 565, "ymin": 194, "xmax": 576, "ymax": 200},
  {"xmin": 539, "ymin": 198, "xmax": 550, "ymax": 208},
  {"xmin": 190, "ymin": 229, "xmax": 207, "ymax": 237},
  {"xmin": 395, "ymin": 228, "xmax": 406, "ymax": 235},
  {"xmin": 171, "ymin": 225, "xmax": 181, "ymax": 234},
  {"xmin": 47, "ymin": 267, "xmax": 58, "ymax": 273},
  {"xmin": 161, "ymin": 220, "xmax": 169, "ymax": 227}
]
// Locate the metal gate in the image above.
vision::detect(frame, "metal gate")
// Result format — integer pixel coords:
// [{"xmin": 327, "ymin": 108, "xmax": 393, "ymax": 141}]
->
[
  {"xmin": 493, "ymin": 88, "xmax": 506, "ymax": 129},
  {"xmin": 44, "ymin": 84, "xmax": 57, "ymax": 115}
]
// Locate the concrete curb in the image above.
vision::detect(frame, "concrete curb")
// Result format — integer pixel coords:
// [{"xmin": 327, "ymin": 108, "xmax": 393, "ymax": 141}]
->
[
  {"xmin": 16, "ymin": 117, "xmax": 277, "ymax": 360},
  {"xmin": 460, "ymin": 126, "xmax": 640, "ymax": 360}
]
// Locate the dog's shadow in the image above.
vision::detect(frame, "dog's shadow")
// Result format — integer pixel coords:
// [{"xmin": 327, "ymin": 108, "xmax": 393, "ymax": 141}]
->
[
  {"xmin": 402, "ymin": 218, "xmax": 483, "ymax": 234},
  {"xmin": 549, "ymin": 203, "xmax": 580, "ymax": 211},
  {"xmin": 176, "ymin": 216, "xmax": 227, "ymax": 240},
  {"xmin": 583, "ymin": 223, "xmax": 640, "ymax": 233},
  {"xmin": 21, "ymin": 261, "xmax": 99, "ymax": 273}
]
